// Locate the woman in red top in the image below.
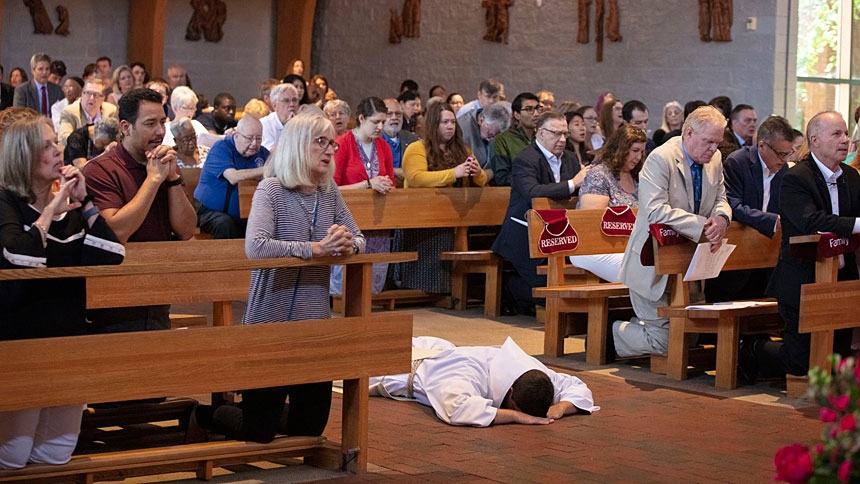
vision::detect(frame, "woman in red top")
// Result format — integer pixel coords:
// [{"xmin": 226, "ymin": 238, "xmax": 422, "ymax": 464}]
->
[
  {"xmin": 331, "ymin": 97, "xmax": 395, "ymax": 294},
  {"xmin": 333, "ymin": 97, "xmax": 395, "ymax": 192}
]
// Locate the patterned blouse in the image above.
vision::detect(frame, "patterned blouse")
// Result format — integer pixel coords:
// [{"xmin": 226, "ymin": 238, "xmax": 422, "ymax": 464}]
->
[{"xmin": 577, "ymin": 162, "xmax": 638, "ymax": 208}]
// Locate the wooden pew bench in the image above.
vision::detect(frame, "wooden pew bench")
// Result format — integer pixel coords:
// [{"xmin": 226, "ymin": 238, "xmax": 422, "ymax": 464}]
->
[
  {"xmin": 785, "ymin": 234, "xmax": 860, "ymax": 397},
  {"xmin": 651, "ymin": 224, "xmax": 782, "ymax": 389},
  {"xmin": 527, "ymin": 208, "xmax": 633, "ymax": 363},
  {"xmin": 0, "ymin": 314, "xmax": 413, "ymax": 483},
  {"xmin": 240, "ymin": 183, "xmax": 511, "ymax": 316}
]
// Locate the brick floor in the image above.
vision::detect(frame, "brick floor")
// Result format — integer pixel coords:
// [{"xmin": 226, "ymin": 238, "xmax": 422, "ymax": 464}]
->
[{"xmin": 319, "ymin": 366, "xmax": 821, "ymax": 484}]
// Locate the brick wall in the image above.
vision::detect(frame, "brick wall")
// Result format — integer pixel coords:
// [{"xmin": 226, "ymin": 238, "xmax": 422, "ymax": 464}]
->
[{"xmin": 312, "ymin": 0, "xmax": 783, "ymax": 132}]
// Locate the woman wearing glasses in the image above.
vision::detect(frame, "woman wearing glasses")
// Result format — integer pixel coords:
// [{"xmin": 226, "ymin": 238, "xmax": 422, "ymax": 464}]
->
[
  {"xmin": 190, "ymin": 112, "xmax": 365, "ymax": 444},
  {"xmin": 570, "ymin": 124, "xmax": 646, "ymax": 283},
  {"xmin": 331, "ymin": 97, "xmax": 395, "ymax": 295},
  {"xmin": 400, "ymin": 102, "xmax": 486, "ymax": 295}
]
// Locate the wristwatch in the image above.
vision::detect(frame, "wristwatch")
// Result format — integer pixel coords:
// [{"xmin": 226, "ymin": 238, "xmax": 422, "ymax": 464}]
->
[
  {"xmin": 78, "ymin": 193, "xmax": 94, "ymax": 206},
  {"xmin": 164, "ymin": 176, "xmax": 184, "ymax": 187},
  {"xmin": 353, "ymin": 242, "xmax": 360, "ymax": 254}
]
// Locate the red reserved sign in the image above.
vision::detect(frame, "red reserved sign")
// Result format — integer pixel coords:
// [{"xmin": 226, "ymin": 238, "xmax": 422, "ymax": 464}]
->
[{"xmin": 534, "ymin": 209, "xmax": 579, "ymax": 254}]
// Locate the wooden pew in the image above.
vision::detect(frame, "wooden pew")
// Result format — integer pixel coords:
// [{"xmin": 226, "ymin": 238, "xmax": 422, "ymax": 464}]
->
[
  {"xmin": 652, "ymin": 224, "xmax": 783, "ymax": 389},
  {"xmin": 240, "ymin": 182, "xmax": 512, "ymax": 315},
  {"xmin": 527, "ymin": 208, "xmax": 633, "ymax": 363},
  {"xmin": 0, "ymin": 313, "xmax": 413, "ymax": 482},
  {"xmin": 784, "ymin": 234, "xmax": 860, "ymax": 396}
]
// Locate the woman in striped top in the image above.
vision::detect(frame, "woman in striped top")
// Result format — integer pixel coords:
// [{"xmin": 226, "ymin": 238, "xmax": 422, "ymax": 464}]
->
[{"xmin": 193, "ymin": 111, "xmax": 365, "ymax": 444}]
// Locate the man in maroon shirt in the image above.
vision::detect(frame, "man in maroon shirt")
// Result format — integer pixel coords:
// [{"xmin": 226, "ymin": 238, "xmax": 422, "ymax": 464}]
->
[{"xmin": 84, "ymin": 88, "xmax": 197, "ymax": 333}]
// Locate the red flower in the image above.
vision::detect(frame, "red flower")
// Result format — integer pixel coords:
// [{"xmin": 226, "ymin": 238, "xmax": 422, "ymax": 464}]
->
[
  {"xmin": 830, "ymin": 394, "xmax": 851, "ymax": 411},
  {"xmin": 774, "ymin": 444, "xmax": 813, "ymax": 484},
  {"xmin": 854, "ymin": 364, "xmax": 860, "ymax": 383},
  {"xmin": 838, "ymin": 459, "xmax": 852, "ymax": 483},
  {"xmin": 822, "ymin": 408, "xmax": 840, "ymax": 423},
  {"xmin": 840, "ymin": 414, "xmax": 856, "ymax": 432},
  {"xmin": 816, "ymin": 444, "xmax": 824, "ymax": 454}
]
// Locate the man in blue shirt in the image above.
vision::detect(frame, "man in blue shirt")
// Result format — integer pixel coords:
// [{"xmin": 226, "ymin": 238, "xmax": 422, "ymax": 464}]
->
[
  {"xmin": 382, "ymin": 98, "xmax": 419, "ymax": 186},
  {"xmin": 194, "ymin": 116, "xmax": 268, "ymax": 238}
]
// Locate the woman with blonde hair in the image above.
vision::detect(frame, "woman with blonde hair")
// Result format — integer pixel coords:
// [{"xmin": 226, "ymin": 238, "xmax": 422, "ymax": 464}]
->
[
  {"xmin": 106, "ymin": 65, "xmax": 134, "ymax": 106},
  {"xmin": 653, "ymin": 101, "xmax": 683, "ymax": 146}
]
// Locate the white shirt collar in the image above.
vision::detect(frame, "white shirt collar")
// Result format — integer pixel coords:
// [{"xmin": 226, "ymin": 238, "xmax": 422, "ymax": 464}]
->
[{"xmin": 811, "ymin": 152, "xmax": 842, "ymax": 183}]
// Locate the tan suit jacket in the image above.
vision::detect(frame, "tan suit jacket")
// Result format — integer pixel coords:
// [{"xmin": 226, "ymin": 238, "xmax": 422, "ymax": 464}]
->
[
  {"xmin": 58, "ymin": 100, "xmax": 117, "ymax": 148},
  {"xmin": 619, "ymin": 136, "xmax": 732, "ymax": 301}
]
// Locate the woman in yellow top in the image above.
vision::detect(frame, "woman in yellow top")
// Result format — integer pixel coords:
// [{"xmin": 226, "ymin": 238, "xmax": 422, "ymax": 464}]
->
[{"xmin": 399, "ymin": 102, "xmax": 487, "ymax": 294}]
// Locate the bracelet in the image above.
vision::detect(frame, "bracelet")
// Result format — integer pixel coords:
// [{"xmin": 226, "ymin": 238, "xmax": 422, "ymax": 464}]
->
[
  {"xmin": 84, "ymin": 205, "xmax": 100, "ymax": 219},
  {"xmin": 164, "ymin": 176, "xmax": 184, "ymax": 187},
  {"xmin": 33, "ymin": 220, "xmax": 48, "ymax": 247},
  {"xmin": 366, "ymin": 179, "xmax": 372, "ymax": 189},
  {"xmin": 353, "ymin": 242, "xmax": 360, "ymax": 254}
]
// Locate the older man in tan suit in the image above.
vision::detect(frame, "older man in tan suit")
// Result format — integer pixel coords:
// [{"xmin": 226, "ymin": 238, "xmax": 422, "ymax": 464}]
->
[
  {"xmin": 613, "ymin": 106, "xmax": 732, "ymax": 357},
  {"xmin": 58, "ymin": 78, "xmax": 117, "ymax": 148}
]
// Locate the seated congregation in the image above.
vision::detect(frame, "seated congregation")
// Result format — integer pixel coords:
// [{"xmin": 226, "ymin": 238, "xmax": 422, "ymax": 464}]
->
[{"xmin": 1, "ymin": 50, "xmax": 859, "ymax": 481}]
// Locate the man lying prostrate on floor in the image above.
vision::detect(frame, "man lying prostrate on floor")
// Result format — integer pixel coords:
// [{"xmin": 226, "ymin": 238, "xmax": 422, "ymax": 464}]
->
[{"xmin": 369, "ymin": 336, "xmax": 598, "ymax": 427}]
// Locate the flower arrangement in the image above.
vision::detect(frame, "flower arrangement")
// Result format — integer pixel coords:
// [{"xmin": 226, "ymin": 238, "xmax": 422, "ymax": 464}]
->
[{"xmin": 774, "ymin": 354, "xmax": 860, "ymax": 483}]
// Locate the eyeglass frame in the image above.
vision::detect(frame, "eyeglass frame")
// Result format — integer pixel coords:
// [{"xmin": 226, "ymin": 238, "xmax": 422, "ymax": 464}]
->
[
  {"xmin": 541, "ymin": 127, "xmax": 570, "ymax": 139},
  {"xmin": 235, "ymin": 132, "xmax": 262, "ymax": 144},
  {"xmin": 314, "ymin": 136, "xmax": 339, "ymax": 152},
  {"xmin": 761, "ymin": 140, "xmax": 794, "ymax": 160}
]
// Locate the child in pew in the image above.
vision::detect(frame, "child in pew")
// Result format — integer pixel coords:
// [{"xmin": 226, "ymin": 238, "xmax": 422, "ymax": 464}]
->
[
  {"xmin": 0, "ymin": 114, "xmax": 125, "ymax": 469},
  {"xmin": 369, "ymin": 336, "xmax": 598, "ymax": 427}
]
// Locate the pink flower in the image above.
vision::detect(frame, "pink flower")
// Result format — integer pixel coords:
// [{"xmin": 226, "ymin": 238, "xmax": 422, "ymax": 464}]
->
[
  {"xmin": 839, "ymin": 460, "xmax": 852, "ymax": 483},
  {"xmin": 840, "ymin": 414, "xmax": 856, "ymax": 432},
  {"xmin": 816, "ymin": 444, "xmax": 824, "ymax": 454},
  {"xmin": 774, "ymin": 444, "xmax": 813, "ymax": 484},
  {"xmin": 839, "ymin": 359, "xmax": 849, "ymax": 371},
  {"xmin": 854, "ymin": 364, "xmax": 860, "ymax": 383},
  {"xmin": 822, "ymin": 408, "xmax": 840, "ymax": 422},
  {"xmin": 830, "ymin": 394, "xmax": 851, "ymax": 411}
]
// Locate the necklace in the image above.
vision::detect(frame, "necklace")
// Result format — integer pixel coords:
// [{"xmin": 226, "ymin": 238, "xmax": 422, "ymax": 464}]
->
[{"xmin": 295, "ymin": 189, "xmax": 319, "ymax": 237}]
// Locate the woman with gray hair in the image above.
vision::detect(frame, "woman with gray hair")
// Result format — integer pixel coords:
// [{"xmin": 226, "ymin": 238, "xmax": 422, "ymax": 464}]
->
[
  {"xmin": 0, "ymin": 116, "xmax": 124, "ymax": 469},
  {"xmin": 189, "ymin": 111, "xmax": 365, "ymax": 444},
  {"xmin": 162, "ymin": 86, "xmax": 207, "ymax": 147},
  {"xmin": 323, "ymin": 99, "xmax": 350, "ymax": 137},
  {"xmin": 170, "ymin": 117, "xmax": 209, "ymax": 168},
  {"xmin": 63, "ymin": 116, "xmax": 120, "ymax": 169}
]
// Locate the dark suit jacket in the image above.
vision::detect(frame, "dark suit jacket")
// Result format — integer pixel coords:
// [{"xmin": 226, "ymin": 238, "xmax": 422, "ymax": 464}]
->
[
  {"xmin": 724, "ymin": 146, "xmax": 786, "ymax": 238},
  {"xmin": 491, "ymin": 142, "xmax": 582, "ymax": 271},
  {"xmin": 13, "ymin": 80, "xmax": 63, "ymax": 116},
  {"xmin": 0, "ymin": 83, "xmax": 13, "ymax": 110},
  {"xmin": 766, "ymin": 156, "xmax": 860, "ymax": 328}
]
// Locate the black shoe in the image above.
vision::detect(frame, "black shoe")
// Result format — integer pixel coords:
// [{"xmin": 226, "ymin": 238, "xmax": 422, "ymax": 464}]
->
[
  {"xmin": 737, "ymin": 338, "xmax": 760, "ymax": 386},
  {"xmin": 501, "ymin": 303, "xmax": 518, "ymax": 316},
  {"xmin": 184, "ymin": 405, "xmax": 210, "ymax": 444}
]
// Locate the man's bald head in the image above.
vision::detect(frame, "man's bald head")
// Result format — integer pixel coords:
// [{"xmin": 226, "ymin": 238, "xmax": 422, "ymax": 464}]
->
[{"xmin": 235, "ymin": 115, "xmax": 263, "ymax": 157}]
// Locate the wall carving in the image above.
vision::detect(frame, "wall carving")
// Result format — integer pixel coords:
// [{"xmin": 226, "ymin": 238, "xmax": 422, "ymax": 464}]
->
[
  {"xmin": 698, "ymin": 0, "xmax": 732, "ymax": 42},
  {"xmin": 185, "ymin": 0, "xmax": 227, "ymax": 43},
  {"xmin": 482, "ymin": 0, "xmax": 512, "ymax": 44}
]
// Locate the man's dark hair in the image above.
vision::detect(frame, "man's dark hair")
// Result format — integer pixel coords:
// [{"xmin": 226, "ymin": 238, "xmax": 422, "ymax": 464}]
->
[
  {"xmin": 684, "ymin": 100, "xmax": 707, "ymax": 119},
  {"xmin": 757, "ymin": 115, "xmax": 795, "ymax": 144},
  {"xmin": 400, "ymin": 79, "xmax": 419, "ymax": 93},
  {"xmin": 398, "ymin": 89, "xmax": 420, "ymax": 104},
  {"xmin": 50, "ymin": 60, "xmax": 66, "ymax": 77},
  {"xmin": 96, "ymin": 56, "xmax": 111, "ymax": 65},
  {"xmin": 622, "ymin": 100, "xmax": 648, "ymax": 123},
  {"xmin": 118, "ymin": 88, "xmax": 164, "ymax": 125},
  {"xmin": 213, "ymin": 92, "xmax": 235, "ymax": 108},
  {"xmin": 511, "ymin": 92, "xmax": 539, "ymax": 113},
  {"xmin": 708, "ymin": 95, "xmax": 732, "ymax": 119},
  {"xmin": 792, "ymin": 128, "xmax": 804, "ymax": 139},
  {"xmin": 478, "ymin": 79, "xmax": 502, "ymax": 96},
  {"xmin": 509, "ymin": 370, "xmax": 554, "ymax": 418},
  {"xmin": 730, "ymin": 104, "xmax": 755, "ymax": 121},
  {"xmin": 67, "ymin": 76, "xmax": 84, "ymax": 89},
  {"xmin": 429, "ymin": 85, "xmax": 445, "ymax": 98}
]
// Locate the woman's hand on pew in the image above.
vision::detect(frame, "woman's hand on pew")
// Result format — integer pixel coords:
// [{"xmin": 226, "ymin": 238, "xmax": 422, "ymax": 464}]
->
[
  {"xmin": 369, "ymin": 175, "xmax": 394, "ymax": 194},
  {"xmin": 313, "ymin": 224, "xmax": 354, "ymax": 257}
]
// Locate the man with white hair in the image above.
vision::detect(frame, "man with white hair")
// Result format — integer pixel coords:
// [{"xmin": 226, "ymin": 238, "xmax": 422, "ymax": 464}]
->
[
  {"xmin": 260, "ymin": 83, "xmax": 299, "ymax": 150},
  {"xmin": 381, "ymin": 97, "xmax": 419, "ymax": 186},
  {"xmin": 459, "ymin": 102, "xmax": 510, "ymax": 183},
  {"xmin": 613, "ymin": 106, "xmax": 731, "ymax": 358}
]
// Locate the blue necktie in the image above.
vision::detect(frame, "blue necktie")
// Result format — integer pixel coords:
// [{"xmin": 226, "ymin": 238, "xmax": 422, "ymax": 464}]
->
[{"xmin": 691, "ymin": 163, "xmax": 702, "ymax": 214}]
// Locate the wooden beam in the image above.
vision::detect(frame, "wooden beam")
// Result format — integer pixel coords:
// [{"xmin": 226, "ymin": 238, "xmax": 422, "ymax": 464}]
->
[
  {"xmin": 127, "ymin": 0, "xmax": 167, "ymax": 78},
  {"xmin": 274, "ymin": 0, "xmax": 317, "ymax": 79}
]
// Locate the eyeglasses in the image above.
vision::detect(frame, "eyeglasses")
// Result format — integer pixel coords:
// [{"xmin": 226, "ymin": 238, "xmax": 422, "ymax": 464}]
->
[
  {"xmin": 82, "ymin": 90, "xmax": 104, "ymax": 98},
  {"xmin": 762, "ymin": 140, "xmax": 794, "ymax": 160},
  {"xmin": 315, "ymin": 136, "xmax": 339, "ymax": 152},
  {"xmin": 519, "ymin": 106, "xmax": 541, "ymax": 113},
  {"xmin": 541, "ymin": 128, "xmax": 570, "ymax": 139},
  {"xmin": 235, "ymin": 132, "xmax": 262, "ymax": 143},
  {"xmin": 583, "ymin": 116, "xmax": 598, "ymax": 122}
]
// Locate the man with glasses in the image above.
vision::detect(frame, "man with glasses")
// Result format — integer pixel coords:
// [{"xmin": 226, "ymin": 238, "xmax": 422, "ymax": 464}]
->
[
  {"xmin": 492, "ymin": 92, "xmax": 540, "ymax": 187},
  {"xmin": 381, "ymin": 98, "xmax": 419, "ymax": 187},
  {"xmin": 705, "ymin": 116, "xmax": 795, "ymax": 305},
  {"xmin": 260, "ymin": 83, "xmax": 299, "ymax": 150},
  {"xmin": 492, "ymin": 111, "xmax": 589, "ymax": 315},
  {"xmin": 459, "ymin": 102, "xmax": 510, "ymax": 182},
  {"xmin": 58, "ymin": 78, "xmax": 117, "ymax": 148},
  {"xmin": 194, "ymin": 115, "xmax": 269, "ymax": 239}
]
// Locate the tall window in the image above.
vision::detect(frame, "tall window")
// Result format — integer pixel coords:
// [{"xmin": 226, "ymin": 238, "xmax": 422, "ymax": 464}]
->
[{"xmin": 795, "ymin": 0, "xmax": 860, "ymax": 132}]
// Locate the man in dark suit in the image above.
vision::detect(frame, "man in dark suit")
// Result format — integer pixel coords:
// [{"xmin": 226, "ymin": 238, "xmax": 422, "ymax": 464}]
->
[
  {"xmin": 747, "ymin": 111, "xmax": 860, "ymax": 380},
  {"xmin": 717, "ymin": 104, "xmax": 757, "ymax": 160},
  {"xmin": 12, "ymin": 53, "xmax": 63, "ymax": 118},
  {"xmin": 706, "ymin": 115, "xmax": 795, "ymax": 303},
  {"xmin": 491, "ymin": 111, "xmax": 589, "ymax": 314}
]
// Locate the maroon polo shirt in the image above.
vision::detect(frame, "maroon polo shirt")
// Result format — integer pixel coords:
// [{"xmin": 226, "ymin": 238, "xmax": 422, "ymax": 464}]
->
[{"xmin": 83, "ymin": 143, "xmax": 175, "ymax": 242}]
